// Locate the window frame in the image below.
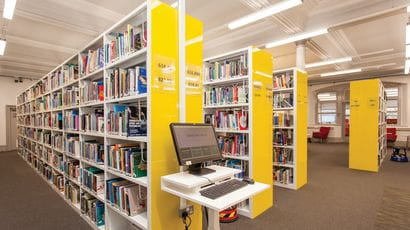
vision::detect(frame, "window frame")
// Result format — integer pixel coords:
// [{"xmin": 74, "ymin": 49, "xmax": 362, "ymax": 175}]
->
[
  {"xmin": 316, "ymin": 92, "xmax": 338, "ymax": 125},
  {"xmin": 385, "ymin": 87, "xmax": 400, "ymax": 125}
]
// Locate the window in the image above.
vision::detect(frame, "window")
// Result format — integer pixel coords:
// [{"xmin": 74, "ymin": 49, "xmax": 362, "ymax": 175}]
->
[
  {"xmin": 317, "ymin": 92, "xmax": 337, "ymax": 124},
  {"xmin": 385, "ymin": 87, "xmax": 399, "ymax": 124}
]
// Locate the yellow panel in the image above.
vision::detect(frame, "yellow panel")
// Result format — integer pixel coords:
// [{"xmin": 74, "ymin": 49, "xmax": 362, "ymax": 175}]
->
[
  {"xmin": 295, "ymin": 70, "xmax": 308, "ymax": 189},
  {"xmin": 250, "ymin": 48, "xmax": 273, "ymax": 218},
  {"xmin": 185, "ymin": 15, "xmax": 203, "ymax": 122},
  {"xmin": 349, "ymin": 79, "xmax": 380, "ymax": 172},
  {"xmin": 149, "ymin": 1, "xmax": 183, "ymax": 229}
]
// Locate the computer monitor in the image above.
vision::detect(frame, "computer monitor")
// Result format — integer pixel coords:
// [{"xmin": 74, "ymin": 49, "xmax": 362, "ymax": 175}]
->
[{"xmin": 170, "ymin": 123, "xmax": 222, "ymax": 175}]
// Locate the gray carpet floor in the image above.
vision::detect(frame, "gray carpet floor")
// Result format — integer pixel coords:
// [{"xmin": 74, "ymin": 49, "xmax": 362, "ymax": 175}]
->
[
  {"xmin": 0, "ymin": 151, "xmax": 91, "ymax": 230},
  {"xmin": 2, "ymin": 143, "xmax": 410, "ymax": 230},
  {"xmin": 223, "ymin": 143, "xmax": 410, "ymax": 230}
]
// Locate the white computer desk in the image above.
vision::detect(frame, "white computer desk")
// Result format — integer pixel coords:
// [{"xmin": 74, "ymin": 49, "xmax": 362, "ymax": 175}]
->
[{"xmin": 161, "ymin": 165, "xmax": 269, "ymax": 230}]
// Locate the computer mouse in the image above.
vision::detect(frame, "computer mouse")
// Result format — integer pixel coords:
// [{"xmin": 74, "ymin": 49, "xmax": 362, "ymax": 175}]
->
[{"xmin": 243, "ymin": 177, "xmax": 254, "ymax": 184}]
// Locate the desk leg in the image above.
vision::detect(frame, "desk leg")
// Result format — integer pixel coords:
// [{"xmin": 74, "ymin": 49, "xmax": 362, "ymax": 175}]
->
[{"xmin": 207, "ymin": 209, "xmax": 220, "ymax": 230}]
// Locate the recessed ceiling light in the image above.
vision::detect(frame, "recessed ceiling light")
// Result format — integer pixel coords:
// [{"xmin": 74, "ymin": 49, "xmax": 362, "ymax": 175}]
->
[
  {"xmin": 265, "ymin": 28, "xmax": 328, "ymax": 48},
  {"xmin": 306, "ymin": 57, "xmax": 352, "ymax": 69},
  {"xmin": 321, "ymin": 68, "xmax": 362, "ymax": 77},
  {"xmin": 3, "ymin": 0, "xmax": 17, "ymax": 20},
  {"xmin": 228, "ymin": 0, "xmax": 302, "ymax": 30}
]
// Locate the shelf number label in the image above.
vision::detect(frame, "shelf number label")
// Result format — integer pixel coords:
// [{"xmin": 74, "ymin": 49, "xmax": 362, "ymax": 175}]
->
[{"xmin": 153, "ymin": 55, "xmax": 176, "ymax": 92}]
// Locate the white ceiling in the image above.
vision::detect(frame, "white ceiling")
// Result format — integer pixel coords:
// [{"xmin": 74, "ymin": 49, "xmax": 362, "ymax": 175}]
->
[{"xmin": 0, "ymin": 0, "xmax": 409, "ymax": 84}]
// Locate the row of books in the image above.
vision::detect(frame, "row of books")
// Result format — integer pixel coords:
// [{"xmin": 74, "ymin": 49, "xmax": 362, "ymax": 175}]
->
[
  {"xmin": 65, "ymin": 181, "xmax": 81, "ymax": 205},
  {"xmin": 273, "ymin": 148, "xmax": 293, "ymax": 164},
  {"xmin": 204, "ymin": 55, "xmax": 248, "ymax": 82},
  {"xmin": 107, "ymin": 105, "xmax": 147, "ymax": 137},
  {"xmin": 204, "ymin": 109, "xmax": 248, "ymax": 131},
  {"xmin": 64, "ymin": 159, "xmax": 81, "ymax": 183},
  {"xmin": 51, "ymin": 133, "xmax": 64, "ymax": 151},
  {"xmin": 273, "ymin": 130, "xmax": 293, "ymax": 146},
  {"xmin": 217, "ymin": 134, "xmax": 247, "ymax": 156},
  {"xmin": 106, "ymin": 178, "xmax": 147, "ymax": 217},
  {"xmin": 273, "ymin": 111, "xmax": 293, "ymax": 127},
  {"xmin": 51, "ymin": 152, "xmax": 64, "ymax": 172},
  {"xmin": 106, "ymin": 66, "xmax": 147, "ymax": 99},
  {"xmin": 50, "ymin": 70, "xmax": 64, "ymax": 90},
  {"xmin": 82, "ymin": 142, "xmax": 104, "ymax": 164},
  {"xmin": 35, "ymin": 114, "xmax": 43, "ymax": 126},
  {"xmin": 80, "ymin": 48, "xmax": 104, "ymax": 76},
  {"xmin": 81, "ymin": 193, "xmax": 105, "ymax": 227},
  {"xmin": 51, "ymin": 92, "xmax": 63, "ymax": 109},
  {"xmin": 104, "ymin": 23, "xmax": 147, "ymax": 64},
  {"xmin": 204, "ymin": 85, "xmax": 248, "ymax": 106},
  {"xmin": 107, "ymin": 144, "xmax": 147, "ymax": 178},
  {"xmin": 80, "ymin": 81, "xmax": 104, "ymax": 104},
  {"xmin": 53, "ymin": 173, "xmax": 64, "ymax": 192},
  {"xmin": 63, "ymin": 86, "xmax": 80, "ymax": 107},
  {"xmin": 273, "ymin": 168, "xmax": 293, "ymax": 185},
  {"xmin": 44, "ymin": 113, "xmax": 53, "ymax": 128},
  {"xmin": 273, "ymin": 71, "xmax": 293, "ymax": 89},
  {"xmin": 81, "ymin": 109, "xmax": 104, "ymax": 133},
  {"xmin": 273, "ymin": 93, "xmax": 293, "ymax": 108},
  {"xmin": 43, "ymin": 132, "xmax": 51, "ymax": 145},
  {"xmin": 63, "ymin": 64, "xmax": 79, "ymax": 83},
  {"xmin": 52, "ymin": 112, "xmax": 63, "ymax": 129},
  {"xmin": 34, "ymin": 130, "xmax": 42, "ymax": 142},
  {"xmin": 81, "ymin": 167, "xmax": 104, "ymax": 195},
  {"xmin": 66, "ymin": 136, "xmax": 80, "ymax": 157},
  {"xmin": 64, "ymin": 110, "xmax": 80, "ymax": 131}
]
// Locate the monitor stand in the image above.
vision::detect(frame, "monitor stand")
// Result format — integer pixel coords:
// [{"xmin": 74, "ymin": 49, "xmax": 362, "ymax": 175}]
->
[{"xmin": 188, "ymin": 163, "xmax": 216, "ymax": 175}]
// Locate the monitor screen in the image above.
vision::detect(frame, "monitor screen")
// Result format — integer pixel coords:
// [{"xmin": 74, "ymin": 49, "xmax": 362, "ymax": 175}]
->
[{"xmin": 170, "ymin": 123, "xmax": 222, "ymax": 165}]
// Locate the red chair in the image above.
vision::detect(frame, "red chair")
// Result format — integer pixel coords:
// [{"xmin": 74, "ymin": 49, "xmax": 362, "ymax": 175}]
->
[
  {"xmin": 387, "ymin": 128, "xmax": 397, "ymax": 142},
  {"xmin": 312, "ymin": 127, "xmax": 331, "ymax": 143}
]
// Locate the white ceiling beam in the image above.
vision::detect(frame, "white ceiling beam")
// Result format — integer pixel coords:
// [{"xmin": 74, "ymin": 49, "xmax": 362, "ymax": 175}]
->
[
  {"xmin": 14, "ymin": 9, "xmax": 99, "ymax": 36},
  {"xmin": 306, "ymin": 0, "xmax": 409, "ymax": 31},
  {"xmin": 47, "ymin": 0, "xmax": 124, "ymax": 22},
  {"xmin": 0, "ymin": 60, "xmax": 52, "ymax": 72},
  {"xmin": 0, "ymin": 55, "xmax": 59, "ymax": 67},
  {"xmin": 0, "ymin": 67, "xmax": 45, "ymax": 78},
  {"xmin": 7, "ymin": 35, "xmax": 77, "ymax": 54}
]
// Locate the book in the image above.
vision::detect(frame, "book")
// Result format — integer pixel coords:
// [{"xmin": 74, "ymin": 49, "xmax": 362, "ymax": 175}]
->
[
  {"xmin": 81, "ymin": 109, "xmax": 104, "ymax": 133},
  {"xmin": 204, "ymin": 109, "xmax": 248, "ymax": 131},
  {"xmin": 82, "ymin": 141, "xmax": 104, "ymax": 164},
  {"xmin": 205, "ymin": 54, "xmax": 248, "ymax": 82},
  {"xmin": 106, "ymin": 66, "xmax": 147, "ymax": 99},
  {"xmin": 108, "ymin": 143, "xmax": 147, "ymax": 178},
  {"xmin": 104, "ymin": 22, "xmax": 147, "ymax": 64},
  {"xmin": 64, "ymin": 110, "xmax": 80, "ymax": 131},
  {"xmin": 217, "ymin": 133, "xmax": 247, "ymax": 156},
  {"xmin": 204, "ymin": 84, "xmax": 247, "ymax": 106},
  {"xmin": 80, "ymin": 80, "xmax": 104, "ymax": 104}
]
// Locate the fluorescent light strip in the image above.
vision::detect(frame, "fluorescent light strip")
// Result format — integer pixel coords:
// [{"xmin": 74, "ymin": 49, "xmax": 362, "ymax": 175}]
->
[
  {"xmin": 407, "ymin": 6, "xmax": 410, "ymax": 12},
  {"xmin": 321, "ymin": 68, "xmax": 362, "ymax": 77},
  {"xmin": 265, "ymin": 28, "xmax": 328, "ymax": 48},
  {"xmin": 405, "ymin": 60, "xmax": 410, "ymax": 74},
  {"xmin": 306, "ymin": 57, "xmax": 352, "ymax": 68},
  {"xmin": 0, "ymin": 40, "xmax": 6, "ymax": 56},
  {"xmin": 3, "ymin": 0, "xmax": 16, "ymax": 20},
  {"xmin": 228, "ymin": 0, "xmax": 302, "ymax": 30}
]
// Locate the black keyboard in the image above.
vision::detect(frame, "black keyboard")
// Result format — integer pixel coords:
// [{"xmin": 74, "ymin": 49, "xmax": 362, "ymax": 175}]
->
[{"xmin": 200, "ymin": 179, "xmax": 248, "ymax": 199}]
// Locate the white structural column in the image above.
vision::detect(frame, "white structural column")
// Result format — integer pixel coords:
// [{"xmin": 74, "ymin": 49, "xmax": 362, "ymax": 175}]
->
[
  {"xmin": 295, "ymin": 40, "xmax": 307, "ymax": 71},
  {"xmin": 178, "ymin": 0, "xmax": 187, "ymax": 208}
]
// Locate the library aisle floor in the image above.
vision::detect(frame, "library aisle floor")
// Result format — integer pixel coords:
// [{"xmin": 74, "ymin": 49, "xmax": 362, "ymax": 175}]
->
[
  {"xmin": 0, "ymin": 151, "xmax": 91, "ymax": 230},
  {"xmin": 224, "ymin": 143, "xmax": 410, "ymax": 230},
  {"xmin": 2, "ymin": 144, "xmax": 410, "ymax": 230}
]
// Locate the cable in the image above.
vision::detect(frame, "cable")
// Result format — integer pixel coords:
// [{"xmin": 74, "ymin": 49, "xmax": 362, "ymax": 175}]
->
[
  {"xmin": 182, "ymin": 215, "xmax": 192, "ymax": 230},
  {"xmin": 196, "ymin": 175, "xmax": 213, "ymax": 184}
]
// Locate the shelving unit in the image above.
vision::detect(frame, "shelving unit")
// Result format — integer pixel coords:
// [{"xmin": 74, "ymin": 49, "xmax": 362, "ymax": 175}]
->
[
  {"xmin": 272, "ymin": 68, "xmax": 307, "ymax": 190},
  {"xmin": 203, "ymin": 47, "xmax": 273, "ymax": 218},
  {"xmin": 16, "ymin": 1, "xmax": 204, "ymax": 229},
  {"xmin": 349, "ymin": 79, "xmax": 387, "ymax": 172}
]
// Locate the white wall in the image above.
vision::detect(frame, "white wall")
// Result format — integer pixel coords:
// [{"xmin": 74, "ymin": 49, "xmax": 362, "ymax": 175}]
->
[{"xmin": 0, "ymin": 78, "xmax": 33, "ymax": 145}]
